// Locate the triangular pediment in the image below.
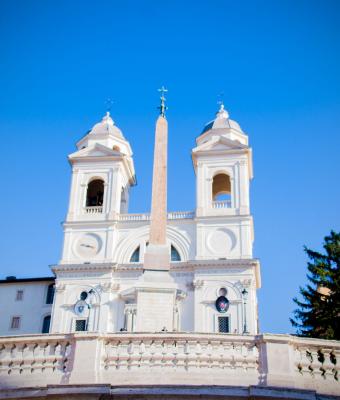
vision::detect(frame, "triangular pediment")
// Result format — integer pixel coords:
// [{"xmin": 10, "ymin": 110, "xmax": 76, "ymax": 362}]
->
[
  {"xmin": 69, "ymin": 143, "xmax": 121, "ymax": 160},
  {"xmin": 193, "ymin": 136, "xmax": 248, "ymax": 153}
]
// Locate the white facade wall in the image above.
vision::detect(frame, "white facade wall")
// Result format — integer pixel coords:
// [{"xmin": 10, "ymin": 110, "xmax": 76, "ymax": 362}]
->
[{"xmin": 0, "ymin": 280, "xmax": 53, "ymax": 336}]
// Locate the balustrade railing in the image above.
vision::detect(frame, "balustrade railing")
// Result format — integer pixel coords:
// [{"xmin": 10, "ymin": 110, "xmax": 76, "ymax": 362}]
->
[
  {"xmin": 119, "ymin": 211, "xmax": 195, "ymax": 222},
  {"xmin": 293, "ymin": 340, "xmax": 340, "ymax": 381},
  {"xmin": 103, "ymin": 334, "xmax": 259, "ymax": 371},
  {"xmin": 167, "ymin": 211, "xmax": 195, "ymax": 220},
  {"xmin": 0, "ymin": 333, "xmax": 339, "ymax": 396},
  {"xmin": 119, "ymin": 213, "xmax": 151, "ymax": 221},
  {"xmin": 212, "ymin": 200, "xmax": 232, "ymax": 209},
  {"xmin": 84, "ymin": 206, "xmax": 103, "ymax": 214},
  {"xmin": 0, "ymin": 336, "xmax": 72, "ymax": 378}
]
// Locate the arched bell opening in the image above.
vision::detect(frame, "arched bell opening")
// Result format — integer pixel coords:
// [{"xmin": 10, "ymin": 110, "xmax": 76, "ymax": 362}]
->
[
  {"xmin": 212, "ymin": 173, "xmax": 231, "ymax": 207},
  {"xmin": 86, "ymin": 179, "xmax": 104, "ymax": 207}
]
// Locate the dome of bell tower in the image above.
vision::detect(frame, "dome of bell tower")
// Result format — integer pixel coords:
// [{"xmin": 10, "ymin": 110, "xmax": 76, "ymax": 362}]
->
[
  {"xmin": 76, "ymin": 111, "xmax": 133, "ymax": 156},
  {"xmin": 201, "ymin": 104, "xmax": 243, "ymax": 135},
  {"xmin": 197, "ymin": 103, "xmax": 248, "ymax": 146},
  {"xmin": 89, "ymin": 111, "xmax": 125, "ymax": 139}
]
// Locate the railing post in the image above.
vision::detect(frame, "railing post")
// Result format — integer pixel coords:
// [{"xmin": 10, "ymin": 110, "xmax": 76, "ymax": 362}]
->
[
  {"xmin": 68, "ymin": 334, "xmax": 102, "ymax": 384},
  {"xmin": 258, "ymin": 334, "xmax": 296, "ymax": 388}
]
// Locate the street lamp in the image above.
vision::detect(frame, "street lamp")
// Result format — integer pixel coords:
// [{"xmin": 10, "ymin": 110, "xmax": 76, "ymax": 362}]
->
[{"xmin": 241, "ymin": 288, "xmax": 249, "ymax": 334}]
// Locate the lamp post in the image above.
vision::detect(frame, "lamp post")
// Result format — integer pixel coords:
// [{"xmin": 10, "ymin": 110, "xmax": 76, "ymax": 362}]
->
[{"xmin": 242, "ymin": 288, "xmax": 249, "ymax": 334}]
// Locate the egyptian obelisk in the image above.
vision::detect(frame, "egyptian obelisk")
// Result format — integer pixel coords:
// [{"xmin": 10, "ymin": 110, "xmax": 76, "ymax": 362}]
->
[
  {"xmin": 135, "ymin": 87, "xmax": 177, "ymax": 332},
  {"xmin": 144, "ymin": 87, "xmax": 170, "ymax": 271}
]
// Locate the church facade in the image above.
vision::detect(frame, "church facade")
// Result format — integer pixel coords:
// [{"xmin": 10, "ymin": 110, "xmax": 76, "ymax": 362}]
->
[
  {"xmin": 1, "ymin": 102, "xmax": 339, "ymax": 400},
  {"xmin": 0, "ymin": 103, "xmax": 260, "ymax": 337}
]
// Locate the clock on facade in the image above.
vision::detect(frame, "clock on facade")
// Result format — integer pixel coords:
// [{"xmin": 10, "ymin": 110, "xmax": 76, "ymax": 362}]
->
[{"xmin": 74, "ymin": 233, "xmax": 102, "ymax": 259}]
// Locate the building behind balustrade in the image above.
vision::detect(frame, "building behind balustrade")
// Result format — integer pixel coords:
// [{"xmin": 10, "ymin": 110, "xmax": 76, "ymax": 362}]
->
[
  {"xmin": 0, "ymin": 101, "xmax": 339, "ymax": 400},
  {"xmin": 1, "ymin": 102, "xmax": 260, "ymax": 337}
]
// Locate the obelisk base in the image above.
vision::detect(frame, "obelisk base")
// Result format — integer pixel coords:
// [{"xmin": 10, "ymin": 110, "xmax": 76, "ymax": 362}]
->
[{"xmin": 135, "ymin": 270, "xmax": 177, "ymax": 332}]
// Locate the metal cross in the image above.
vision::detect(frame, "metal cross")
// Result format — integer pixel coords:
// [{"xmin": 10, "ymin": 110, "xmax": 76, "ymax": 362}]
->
[
  {"xmin": 105, "ymin": 98, "xmax": 114, "ymax": 113},
  {"xmin": 217, "ymin": 91, "xmax": 224, "ymax": 108},
  {"xmin": 158, "ymin": 86, "xmax": 168, "ymax": 117}
]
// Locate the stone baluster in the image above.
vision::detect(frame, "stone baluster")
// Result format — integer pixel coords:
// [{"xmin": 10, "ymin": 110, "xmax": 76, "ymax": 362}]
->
[{"xmin": 322, "ymin": 348, "xmax": 336, "ymax": 380}]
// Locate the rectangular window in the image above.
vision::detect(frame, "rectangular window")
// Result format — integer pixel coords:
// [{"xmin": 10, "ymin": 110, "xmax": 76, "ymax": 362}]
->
[
  {"xmin": 16, "ymin": 290, "xmax": 23, "ymax": 301},
  {"xmin": 75, "ymin": 319, "xmax": 87, "ymax": 332},
  {"xmin": 46, "ymin": 284, "xmax": 54, "ymax": 304},
  {"xmin": 218, "ymin": 316, "xmax": 229, "ymax": 333},
  {"xmin": 11, "ymin": 316, "xmax": 21, "ymax": 329}
]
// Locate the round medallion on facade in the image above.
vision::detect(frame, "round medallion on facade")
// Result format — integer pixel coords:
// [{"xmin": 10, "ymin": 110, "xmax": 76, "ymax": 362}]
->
[
  {"xmin": 215, "ymin": 296, "xmax": 229, "ymax": 313},
  {"xmin": 207, "ymin": 228, "xmax": 236, "ymax": 256},
  {"xmin": 74, "ymin": 300, "xmax": 89, "ymax": 316},
  {"xmin": 74, "ymin": 233, "xmax": 102, "ymax": 259}
]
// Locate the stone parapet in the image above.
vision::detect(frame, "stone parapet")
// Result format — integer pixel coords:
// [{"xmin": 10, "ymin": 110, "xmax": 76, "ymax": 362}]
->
[{"xmin": 0, "ymin": 333, "xmax": 339, "ymax": 398}]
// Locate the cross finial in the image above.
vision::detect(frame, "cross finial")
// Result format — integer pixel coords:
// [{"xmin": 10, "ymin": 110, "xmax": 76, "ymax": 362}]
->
[
  {"xmin": 105, "ymin": 98, "xmax": 114, "ymax": 114},
  {"xmin": 217, "ymin": 92, "xmax": 224, "ymax": 111},
  {"xmin": 157, "ymin": 86, "xmax": 168, "ymax": 117}
]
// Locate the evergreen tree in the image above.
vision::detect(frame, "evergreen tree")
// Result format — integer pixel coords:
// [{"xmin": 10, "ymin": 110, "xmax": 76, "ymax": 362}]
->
[{"xmin": 291, "ymin": 231, "xmax": 340, "ymax": 340}]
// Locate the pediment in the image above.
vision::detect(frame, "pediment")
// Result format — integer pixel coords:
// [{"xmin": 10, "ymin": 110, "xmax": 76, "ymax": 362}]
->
[
  {"xmin": 193, "ymin": 136, "xmax": 247, "ymax": 153},
  {"xmin": 69, "ymin": 143, "xmax": 121, "ymax": 159}
]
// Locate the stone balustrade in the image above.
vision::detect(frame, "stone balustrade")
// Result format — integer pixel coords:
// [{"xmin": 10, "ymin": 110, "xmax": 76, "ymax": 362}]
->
[
  {"xmin": 119, "ymin": 211, "xmax": 195, "ymax": 222},
  {"xmin": 212, "ymin": 200, "xmax": 232, "ymax": 209},
  {"xmin": 84, "ymin": 206, "xmax": 103, "ymax": 214},
  {"xmin": 0, "ymin": 333, "xmax": 339, "ymax": 398},
  {"xmin": 167, "ymin": 211, "xmax": 195, "ymax": 220},
  {"xmin": 0, "ymin": 334, "xmax": 72, "ymax": 387},
  {"xmin": 118, "ymin": 213, "xmax": 151, "ymax": 221}
]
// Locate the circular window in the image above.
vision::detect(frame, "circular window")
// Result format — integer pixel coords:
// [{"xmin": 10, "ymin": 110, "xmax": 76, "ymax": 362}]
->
[
  {"xmin": 215, "ymin": 296, "xmax": 229, "ymax": 313},
  {"xmin": 80, "ymin": 291, "xmax": 88, "ymax": 301}
]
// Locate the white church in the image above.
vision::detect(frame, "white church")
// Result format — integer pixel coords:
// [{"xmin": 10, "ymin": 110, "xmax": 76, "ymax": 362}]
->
[{"xmin": 0, "ymin": 95, "xmax": 338, "ymax": 399}]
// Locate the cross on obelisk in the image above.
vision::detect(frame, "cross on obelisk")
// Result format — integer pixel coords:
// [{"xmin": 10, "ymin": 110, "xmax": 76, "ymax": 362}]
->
[
  {"xmin": 144, "ymin": 86, "xmax": 170, "ymax": 271},
  {"xmin": 157, "ymin": 86, "xmax": 168, "ymax": 117}
]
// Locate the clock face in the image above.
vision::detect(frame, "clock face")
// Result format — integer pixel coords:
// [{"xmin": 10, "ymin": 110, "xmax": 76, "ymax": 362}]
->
[
  {"xmin": 74, "ymin": 233, "xmax": 102, "ymax": 259},
  {"xmin": 74, "ymin": 300, "xmax": 89, "ymax": 316}
]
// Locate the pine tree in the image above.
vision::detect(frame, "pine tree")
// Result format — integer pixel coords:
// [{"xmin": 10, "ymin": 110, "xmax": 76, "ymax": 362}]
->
[{"xmin": 291, "ymin": 231, "xmax": 340, "ymax": 340}]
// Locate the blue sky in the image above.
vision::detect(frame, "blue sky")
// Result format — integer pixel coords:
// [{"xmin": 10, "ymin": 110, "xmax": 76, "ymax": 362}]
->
[{"xmin": 0, "ymin": 0, "xmax": 339, "ymax": 334}]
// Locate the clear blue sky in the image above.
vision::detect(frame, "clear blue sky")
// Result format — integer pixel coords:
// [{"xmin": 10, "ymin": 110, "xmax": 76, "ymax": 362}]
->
[{"xmin": 0, "ymin": 0, "xmax": 339, "ymax": 334}]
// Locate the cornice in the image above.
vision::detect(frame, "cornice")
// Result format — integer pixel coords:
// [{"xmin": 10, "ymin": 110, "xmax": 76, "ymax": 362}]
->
[
  {"xmin": 51, "ymin": 263, "xmax": 117, "ymax": 275},
  {"xmin": 52, "ymin": 259, "xmax": 259, "ymax": 277},
  {"xmin": 52, "ymin": 260, "xmax": 260, "ymax": 290}
]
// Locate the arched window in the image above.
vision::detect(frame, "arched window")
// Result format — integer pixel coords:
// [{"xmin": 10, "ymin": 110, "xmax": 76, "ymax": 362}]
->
[
  {"xmin": 86, "ymin": 179, "xmax": 104, "ymax": 207},
  {"xmin": 130, "ymin": 246, "xmax": 140, "ymax": 262},
  {"xmin": 46, "ymin": 284, "xmax": 55, "ymax": 304},
  {"xmin": 171, "ymin": 245, "xmax": 181, "ymax": 262},
  {"xmin": 42, "ymin": 315, "xmax": 51, "ymax": 334},
  {"xmin": 212, "ymin": 173, "xmax": 231, "ymax": 201}
]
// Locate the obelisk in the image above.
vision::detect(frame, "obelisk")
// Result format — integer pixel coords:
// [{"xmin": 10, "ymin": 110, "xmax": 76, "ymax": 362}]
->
[
  {"xmin": 135, "ymin": 87, "xmax": 177, "ymax": 332},
  {"xmin": 144, "ymin": 87, "xmax": 170, "ymax": 271}
]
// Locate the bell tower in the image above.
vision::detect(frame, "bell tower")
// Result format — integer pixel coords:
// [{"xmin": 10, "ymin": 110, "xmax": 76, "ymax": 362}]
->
[
  {"xmin": 192, "ymin": 104, "xmax": 254, "ymax": 260},
  {"xmin": 191, "ymin": 104, "xmax": 260, "ymax": 335},
  {"xmin": 60, "ymin": 112, "xmax": 136, "ymax": 265}
]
